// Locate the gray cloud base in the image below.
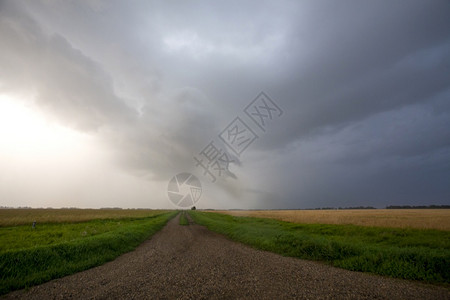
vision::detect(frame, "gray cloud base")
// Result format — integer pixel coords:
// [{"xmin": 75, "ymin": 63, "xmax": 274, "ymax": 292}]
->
[{"xmin": 0, "ymin": 0, "xmax": 449, "ymax": 208}]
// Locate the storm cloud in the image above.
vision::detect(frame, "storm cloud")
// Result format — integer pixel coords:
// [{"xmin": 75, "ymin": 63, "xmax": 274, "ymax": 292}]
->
[{"xmin": 0, "ymin": 0, "xmax": 449, "ymax": 208}]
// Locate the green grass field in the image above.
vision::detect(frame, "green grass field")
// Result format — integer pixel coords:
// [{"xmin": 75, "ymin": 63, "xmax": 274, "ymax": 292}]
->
[
  {"xmin": 0, "ymin": 210, "xmax": 177, "ymax": 295},
  {"xmin": 189, "ymin": 211, "xmax": 450, "ymax": 284}
]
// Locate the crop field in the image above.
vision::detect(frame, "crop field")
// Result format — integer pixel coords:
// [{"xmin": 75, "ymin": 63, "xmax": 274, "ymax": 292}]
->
[
  {"xmin": 0, "ymin": 209, "xmax": 177, "ymax": 295},
  {"xmin": 190, "ymin": 211, "xmax": 450, "ymax": 284},
  {"xmin": 213, "ymin": 209, "xmax": 450, "ymax": 230},
  {"xmin": 0, "ymin": 208, "xmax": 169, "ymax": 227}
]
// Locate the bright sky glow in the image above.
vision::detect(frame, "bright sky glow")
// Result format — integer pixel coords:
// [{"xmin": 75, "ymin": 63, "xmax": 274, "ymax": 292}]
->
[{"xmin": 0, "ymin": 94, "xmax": 87, "ymax": 159}]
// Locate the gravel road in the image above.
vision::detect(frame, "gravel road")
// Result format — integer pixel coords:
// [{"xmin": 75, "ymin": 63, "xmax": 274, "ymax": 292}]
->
[{"xmin": 4, "ymin": 214, "xmax": 449, "ymax": 299}]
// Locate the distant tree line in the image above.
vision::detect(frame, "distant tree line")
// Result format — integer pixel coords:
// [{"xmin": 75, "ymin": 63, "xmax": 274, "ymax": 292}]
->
[
  {"xmin": 385, "ymin": 205, "xmax": 450, "ymax": 209},
  {"xmin": 306, "ymin": 205, "xmax": 450, "ymax": 210},
  {"xmin": 311, "ymin": 206, "xmax": 376, "ymax": 210}
]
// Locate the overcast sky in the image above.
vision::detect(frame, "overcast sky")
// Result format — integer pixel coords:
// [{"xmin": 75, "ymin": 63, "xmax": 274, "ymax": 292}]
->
[{"xmin": 0, "ymin": 0, "xmax": 449, "ymax": 209}]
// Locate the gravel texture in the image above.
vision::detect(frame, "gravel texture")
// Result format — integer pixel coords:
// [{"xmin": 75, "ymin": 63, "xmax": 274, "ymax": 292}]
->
[{"xmin": 4, "ymin": 214, "xmax": 449, "ymax": 299}]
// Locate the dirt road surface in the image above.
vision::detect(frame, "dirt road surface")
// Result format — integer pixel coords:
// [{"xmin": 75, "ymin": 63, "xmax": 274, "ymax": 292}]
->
[{"xmin": 5, "ymin": 214, "xmax": 450, "ymax": 299}]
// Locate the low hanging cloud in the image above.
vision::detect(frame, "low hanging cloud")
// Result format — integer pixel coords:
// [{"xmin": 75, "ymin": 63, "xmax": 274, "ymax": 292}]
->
[{"xmin": 0, "ymin": 0, "xmax": 449, "ymax": 208}]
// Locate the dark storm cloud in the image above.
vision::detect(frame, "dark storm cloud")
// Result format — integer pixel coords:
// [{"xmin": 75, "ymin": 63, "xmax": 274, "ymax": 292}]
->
[
  {"xmin": 0, "ymin": 0, "xmax": 449, "ymax": 207},
  {"xmin": 261, "ymin": 1, "xmax": 450, "ymax": 148},
  {"xmin": 0, "ymin": 1, "xmax": 231, "ymax": 183},
  {"xmin": 0, "ymin": 2, "xmax": 135, "ymax": 131}
]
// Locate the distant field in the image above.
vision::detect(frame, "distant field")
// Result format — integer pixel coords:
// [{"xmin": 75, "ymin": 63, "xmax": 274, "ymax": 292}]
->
[
  {"xmin": 0, "ymin": 208, "xmax": 169, "ymax": 227},
  {"xmin": 213, "ymin": 209, "xmax": 450, "ymax": 230}
]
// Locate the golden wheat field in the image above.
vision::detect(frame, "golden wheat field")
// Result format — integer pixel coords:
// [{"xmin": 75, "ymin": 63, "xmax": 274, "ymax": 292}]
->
[
  {"xmin": 213, "ymin": 209, "xmax": 450, "ymax": 230},
  {"xmin": 0, "ymin": 209, "xmax": 169, "ymax": 227}
]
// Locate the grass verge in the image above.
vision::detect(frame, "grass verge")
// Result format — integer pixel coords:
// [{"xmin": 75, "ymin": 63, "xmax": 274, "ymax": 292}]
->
[
  {"xmin": 0, "ymin": 211, "xmax": 176, "ymax": 295},
  {"xmin": 189, "ymin": 211, "xmax": 450, "ymax": 284},
  {"xmin": 179, "ymin": 212, "xmax": 189, "ymax": 226}
]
